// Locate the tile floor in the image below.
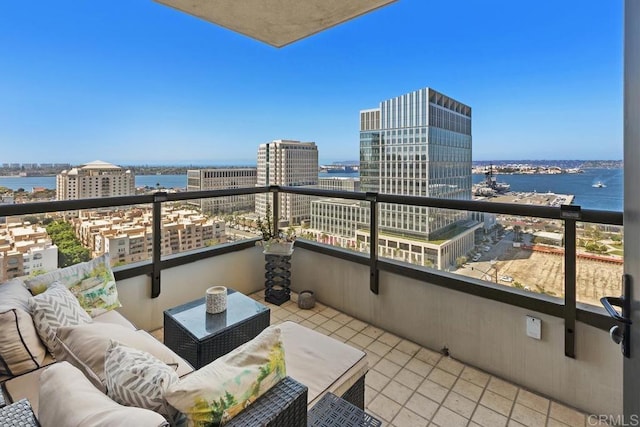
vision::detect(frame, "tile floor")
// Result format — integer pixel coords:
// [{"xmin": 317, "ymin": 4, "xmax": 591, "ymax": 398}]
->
[{"xmin": 153, "ymin": 292, "xmax": 594, "ymax": 427}]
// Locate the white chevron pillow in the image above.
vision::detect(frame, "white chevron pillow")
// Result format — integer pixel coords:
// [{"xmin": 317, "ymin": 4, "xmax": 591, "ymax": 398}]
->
[
  {"xmin": 105, "ymin": 341, "xmax": 179, "ymax": 420},
  {"xmin": 28, "ymin": 282, "xmax": 92, "ymax": 353}
]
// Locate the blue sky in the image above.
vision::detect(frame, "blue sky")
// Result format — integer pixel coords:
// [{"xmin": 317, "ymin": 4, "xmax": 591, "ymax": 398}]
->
[{"xmin": 0, "ymin": 0, "xmax": 623, "ymax": 165}]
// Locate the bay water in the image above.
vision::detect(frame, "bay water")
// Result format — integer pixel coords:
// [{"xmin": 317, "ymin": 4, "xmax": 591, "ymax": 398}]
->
[{"xmin": 0, "ymin": 168, "xmax": 623, "ymax": 212}]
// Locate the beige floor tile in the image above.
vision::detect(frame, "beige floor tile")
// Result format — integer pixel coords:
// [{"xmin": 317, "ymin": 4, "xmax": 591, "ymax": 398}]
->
[
  {"xmin": 321, "ymin": 319, "xmax": 342, "ymax": 332},
  {"xmin": 306, "ymin": 313, "xmax": 329, "ymax": 325},
  {"xmin": 487, "ymin": 377, "xmax": 519, "ymax": 400},
  {"xmin": 299, "ymin": 319, "xmax": 316, "ymax": 329},
  {"xmin": 546, "ymin": 418, "xmax": 573, "ymax": 427},
  {"xmin": 472, "ymin": 405, "xmax": 508, "ymax": 427},
  {"xmin": 333, "ymin": 312, "xmax": 354, "ymax": 324},
  {"xmin": 365, "ymin": 385, "xmax": 377, "ymax": 406},
  {"xmin": 367, "ymin": 340, "xmax": 393, "ymax": 357},
  {"xmin": 480, "ymin": 389, "xmax": 514, "ymax": 417},
  {"xmin": 378, "ymin": 331, "xmax": 402, "ymax": 347},
  {"xmin": 309, "ymin": 302, "xmax": 327, "ymax": 312},
  {"xmin": 319, "ymin": 306, "xmax": 340, "ymax": 318},
  {"xmin": 349, "ymin": 332, "xmax": 375, "ymax": 348},
  {"xmin": 516, "ymin": 389, "xmax": 550, "ymax": 415},
  {"xmin": 366, "ymin": 369, "xmax": 391, "ymax": 391},
  {"xmin": 386, "ymin": 348, "xmax": 412, "ymax": 367},
  {"xmin": 428, "ymin": 368, "xmax": 458, "ymax": 389},
  {"xmin": 281, "ymin": 313, "xmax": 304, "ymax": 323},
  {"xmin": 417, "ymin": 379, "xmax": 450, "ymax": 404},
  {"xmin": 368, "ymin": 393, "xmax": 402, "ymax": 422},
  {"xmin": 334, "ymin": 325, "xmax": 358, "ymax": 340},
  {"xmin": 461, "ymin": 366, "xmax": 491, "ymax": 388},
  {"xmin": 405, "ymin": 357, "xmax": 434, "ymax": 377},
  {"xmin": 314, "ymin": 326, "xmax": 331, "ymax": 336},
  {"xmin": 374, "ymin": 358, "xmax": 403, "ymax": 378},
  {"xmin": 452, "ymin": 378, "xmax": 484, "ymax": 402},
  {"xmin": 294, "ymin": 308, "xmax": 315, "ymax": 319},
  {"xmin": 436, "ymin": 357, "xmax": 465, "ymax": 376},
  {"xmin": 432, "ymin": 406, "xmax": 469, "ymax": 427},
  {"xmin": 405, "ymin": 393, "xmax": 440, "ymax": 421},
  {"xmin": 510, "ymin": 403, "xmax": 547, "ymax": 427},
  {"xmin": 362, "ymin": 325, "xmax": 386, "ymax": 339},
  {"xmin": 415, "ymin": 347, "xmax": 443, "ymax": 365},
  {"xmin": 549, "ymin": 401, "xmax": 586, "ymax": 426},
  {"xmin": 394, "ymin": 368, "xmax": 425, "ymax": 390},
  {"xmin": 443, "ymin": 391, "xmax": 477, "ymax": 418},
  {"xmin": 507, "ymin": 420, "xmax": 527, "ymax": 427},
  {"xmin": 396, "ymin": 339, "xmax": 421, "ymax": 356},
  {"xmin": 365, "ymin": 351, "xmax": 381, "ymax": 367},
  {"xmin": 392, "ymin": 407, "xmax": 429, "ymax": 427},
  {"xmin": 381, "ymin": 380, "xmax": 413, "ymax": 405},
  {"xmin": 329, "ymin": 333, "xmax": 349, "ymax": 343},
  {"xmin": 347, "ymin": 318, "xmax": 368, "ymax": 331}
]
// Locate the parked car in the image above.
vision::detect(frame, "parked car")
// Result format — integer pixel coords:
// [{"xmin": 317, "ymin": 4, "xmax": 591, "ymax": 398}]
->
[{"xmin": 499, "ymin": 275, "xmax": 513, "ymax": 283}]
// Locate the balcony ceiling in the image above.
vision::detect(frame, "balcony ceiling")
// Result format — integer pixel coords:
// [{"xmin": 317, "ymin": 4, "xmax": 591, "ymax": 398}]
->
[{"xmin": 153, "ymin": 0, "xmax": 397, "ymax": 48}]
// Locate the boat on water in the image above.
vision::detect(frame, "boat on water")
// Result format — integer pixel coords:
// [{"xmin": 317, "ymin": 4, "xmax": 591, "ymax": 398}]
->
[
  {"xmin": 474, "ymin": 166, "xmax": 510, "ymax": 196},
  {"xmin": 592, "ymin": 181, "xmax": 606, "ymax": 188}
]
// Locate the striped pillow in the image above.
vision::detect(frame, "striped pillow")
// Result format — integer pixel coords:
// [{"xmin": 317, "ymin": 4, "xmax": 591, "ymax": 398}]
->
[
  {"xmin": 0, "ymin": 307, "xmax": 46, "ymax": 376},
  {"xmin": 28, "ymin": 282, "xmax": 92, "ymax": 353},
  {"xmin": 105, "ymin": 341, "xmax": 179, "ymax": 420}
]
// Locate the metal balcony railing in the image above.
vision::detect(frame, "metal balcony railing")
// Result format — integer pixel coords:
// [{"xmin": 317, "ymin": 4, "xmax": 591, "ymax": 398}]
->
[{"xmin": 0, "ymin": 185, "xmax": 623, "ymax": 358}]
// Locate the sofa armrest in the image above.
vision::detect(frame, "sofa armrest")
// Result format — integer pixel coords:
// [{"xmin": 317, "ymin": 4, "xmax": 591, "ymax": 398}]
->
[{"xmin": 226, "ymin": 376, "xmax": 308, "ymax": 427}]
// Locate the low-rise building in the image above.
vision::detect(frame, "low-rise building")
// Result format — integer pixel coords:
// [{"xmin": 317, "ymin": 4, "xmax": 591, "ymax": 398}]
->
[
  {"xmin": 187, "ymin": 168, "xmax": 257, "ymax": 215},
  {"xmin": 0, "ymin": 223, "xmax": 58, "ymax": 281},
  {"xmin": 72, "ymin": 207, "xmax": 226, "ymax": 266}
]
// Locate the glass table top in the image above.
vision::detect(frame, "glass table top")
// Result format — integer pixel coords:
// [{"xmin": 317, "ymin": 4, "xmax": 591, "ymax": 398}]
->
[{"xmin": 165, "ymin": 289, "xmax": 269, "ymax": 341}]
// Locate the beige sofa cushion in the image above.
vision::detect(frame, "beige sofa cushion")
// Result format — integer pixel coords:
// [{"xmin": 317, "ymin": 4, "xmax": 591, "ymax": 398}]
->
[
  {"xmin": 0, "ymin": 278, "xmax": 33, "ymax": 313},
  {"xmin": 279, "ymin": 321, "xmax": 368, "ymax": 406},
  {"xmin": 54, "ymin": 323, "xmax": 183, "ymax": 392},
  {"xmin": 92, "ymin": 309, "xmax": 137, "ymax": 330},
  {"xmin": 0, "ymin": 307, "xmax": 47, "ymax": 376},
  {"xmin": 2, "ymin": 354, "xmax": 55, "ymax": 415},
  {"xmin": 39, "ymin": 362, "xmax": 169, "ymax": 427}
]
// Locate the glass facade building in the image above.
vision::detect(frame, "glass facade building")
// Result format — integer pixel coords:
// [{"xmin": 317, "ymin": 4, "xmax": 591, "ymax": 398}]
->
[{"xmin": 360, "ymin": 88, "xmax": 473, "ymax": 239}]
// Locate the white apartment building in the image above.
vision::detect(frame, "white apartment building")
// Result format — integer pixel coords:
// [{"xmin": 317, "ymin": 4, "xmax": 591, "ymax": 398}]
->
[
  {"xmin": 0, "ymin": 223, "xmax": 58, "ymax": 281},
  {"xmin": 56, "ymin": 160, "xmax": 135, "ymax": 200},
  {"xmin": 187, "ymin": 168, "xmax": 257, "ymax": 215},
  {"xmin": 73, "ymin": 207, "xmax": 225, "ymax": 266},
  {"xmin": 317, "ymin": 177, "xmax": 360, "ymax": 192},
  {"xmin": 256, "ymin": 140, "xmax": 318, "ymax": 225}
]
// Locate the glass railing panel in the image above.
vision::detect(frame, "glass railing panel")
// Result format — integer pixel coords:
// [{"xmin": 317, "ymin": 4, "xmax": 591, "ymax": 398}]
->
[{"xmin": 575, "ymin": 222, "xmax": 623, "ymax": 306}]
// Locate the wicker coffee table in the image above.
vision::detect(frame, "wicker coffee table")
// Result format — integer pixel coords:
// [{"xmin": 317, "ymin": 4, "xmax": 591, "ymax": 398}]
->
[{"xmin": 164, "ymin": 288, "xmax": 270, "ymax": 368}]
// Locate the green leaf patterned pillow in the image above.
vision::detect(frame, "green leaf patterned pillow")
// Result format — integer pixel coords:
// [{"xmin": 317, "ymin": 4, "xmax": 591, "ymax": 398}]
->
[
  {"xmin": 165, "ymin": 325, "xmax": 286, "ymax": 426},
  {"xmin": 24, "ymin": 254, "xmax": 121, "ymax": 317}
]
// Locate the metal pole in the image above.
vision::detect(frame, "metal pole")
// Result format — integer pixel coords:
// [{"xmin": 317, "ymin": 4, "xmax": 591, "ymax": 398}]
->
[
  {"xmin": 151, "ymin": 192, "xmax": 167, "ymax": 298},
  {"xmin": 272, "ymin": 188, "xmax": 279, "ymax": 237},
  {"xmin": 564, "ymin": 218, "xmax": 577, "ymax": 358},
  {"xmin": 367, "ymin": 193, "xmax": 379, "ymax": 294}
]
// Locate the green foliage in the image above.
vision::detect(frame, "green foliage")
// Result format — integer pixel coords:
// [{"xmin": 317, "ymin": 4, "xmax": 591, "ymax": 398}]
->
[
  {"xmin": 455, "ymin": 256, "xmax": 467, "ymax": 268},
  {"xmin": 611, "ymin": 234, "xmax": 622, "ymax": 242},
  {"xmin": 513, "ymin": 281, "xmax": 524, "ymax": 289},
  {"xmin": 46, "ymin": 220, "xmax": 91, "ymax": 267}
]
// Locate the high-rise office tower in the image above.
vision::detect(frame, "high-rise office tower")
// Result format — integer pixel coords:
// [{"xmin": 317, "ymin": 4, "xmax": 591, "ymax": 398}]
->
[
  {"xmin": 360, "ymin": 87, "xmax": 473, "ymax": 239},
  {"xmin": 256, "ymin": 140, "xmax": 318, "ymax": 225},
  {"xmin": 187, "ymin": 168, "xmax": 257, "ymax": 215},
  {"xmin": 56, "ymin": 160, "xmax": 135, "ymax": 200}
]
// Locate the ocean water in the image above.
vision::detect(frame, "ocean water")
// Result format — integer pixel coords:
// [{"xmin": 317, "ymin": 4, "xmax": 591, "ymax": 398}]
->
[{"xmin": 0, "ymin": 168, "xmax": 623, "ymax": 211}]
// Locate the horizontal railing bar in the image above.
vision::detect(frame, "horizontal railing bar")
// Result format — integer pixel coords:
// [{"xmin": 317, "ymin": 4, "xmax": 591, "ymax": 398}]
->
[
  {"xmin": 160, "ymin": 238, "xmax": 260, "ymax": 270},
  {"xmin": 113, "ymin": 260, "xmax": 153, "ymax": 282},
  {"xmin": 277, "ymin": 186, "xmax": 369, "ymax": 201},
  {"xmin": 165, "ymin": 187, "xmax": 271, "ymax": 202},
  {"xmin": 0, "ymin": 194, "xmax": 156, "ymax": 216},
  {"xmin": 294, "ymin": 239, "xmax": 370, "ymax": 266}
]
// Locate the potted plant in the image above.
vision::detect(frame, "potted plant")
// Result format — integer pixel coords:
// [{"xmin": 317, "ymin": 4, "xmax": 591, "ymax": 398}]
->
[{"xmin": 256, "ymin": 204, "xmax": 296, "ymax": 255}]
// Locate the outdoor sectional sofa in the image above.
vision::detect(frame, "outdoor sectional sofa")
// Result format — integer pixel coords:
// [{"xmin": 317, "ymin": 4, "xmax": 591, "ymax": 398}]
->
[{"xmin": 0, "ymin": 257, "xmax": 368, "ymax": 426}]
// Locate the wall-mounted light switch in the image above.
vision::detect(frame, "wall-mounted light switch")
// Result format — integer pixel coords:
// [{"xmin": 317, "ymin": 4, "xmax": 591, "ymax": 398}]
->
[{"xmin": 526, "ymin": 315, "xmax": 541, "ymax": 340}]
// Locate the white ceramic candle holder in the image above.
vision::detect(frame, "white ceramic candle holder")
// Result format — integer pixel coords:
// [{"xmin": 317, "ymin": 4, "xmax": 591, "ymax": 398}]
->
[{"xmin": 206, "ymin": 286, "xmax": 227, "ymax": 314}]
